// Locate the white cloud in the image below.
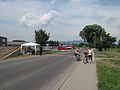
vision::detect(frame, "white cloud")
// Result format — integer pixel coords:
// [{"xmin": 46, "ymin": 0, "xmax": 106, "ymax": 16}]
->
[
  {"xmin": 0, "ymin": 0, "xmax": 120, "ymax": 41},
  {"xmin": 71, "ymin": 0, "xmax": 99, "ymax": 3},
  {"xmin": 19, "ymin": 10, "xmax": 58, "ymax": 28},
  {"xmin": 71, "ymin": 0, "xmax": 80, "ymax": 2},
  {"xmin": 50, "ymin": 0, "xmax": 56, "ymax": 4}
]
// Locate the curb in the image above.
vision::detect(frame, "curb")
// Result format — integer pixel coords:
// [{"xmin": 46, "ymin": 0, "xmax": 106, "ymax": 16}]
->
[{"xmin": 52, "ymin": 61, "xmax": 80, "ymax": 90}]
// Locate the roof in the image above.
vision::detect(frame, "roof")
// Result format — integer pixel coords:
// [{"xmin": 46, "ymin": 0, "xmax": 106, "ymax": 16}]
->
[
  {"xmin": 21, "ymin": 42, "xmax": 40, "ymax": 47},
  {"xmin": 12, "ymin": 40, "xmax": 25, "ymax": 42},
  {"xmin": 0, "ymin": 36, "xmax": 7, "ymax": 39}
]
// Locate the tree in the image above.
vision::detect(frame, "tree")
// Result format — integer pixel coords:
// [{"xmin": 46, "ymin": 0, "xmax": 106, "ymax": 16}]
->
[
  {"xmin": 80, "ymin": 24, "xmax": 105, "ymax": 45},
  {"xmin": 35, "ymin": 29, "xmax": 50, "ymax": 46},
  {"xmin": 79, "ymin": 24, "xmax": 116, "ymax": 51},
  {"xmin": 95, "ymin": 33, "xmax": 116, "ymax": 51},
  {"xmin": 118, "ymin": 40, "xmax": 120, "ymax": 48},
  {"xmin": 47, "ymin": 40, "xmax": 60, "ymax": 46}
]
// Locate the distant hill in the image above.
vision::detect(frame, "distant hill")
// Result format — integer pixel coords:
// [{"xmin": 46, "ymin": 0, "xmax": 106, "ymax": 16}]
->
[{"xmin": 60, "ymin": 40, "xmax": 84, "ymax": 45}]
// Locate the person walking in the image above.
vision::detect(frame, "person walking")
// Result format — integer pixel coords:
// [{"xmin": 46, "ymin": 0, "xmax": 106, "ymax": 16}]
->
[
  {"xmin": 39, "ymin": 46, "xmax": 43, "ymax": 55},
  {"xmin": 83, "ymin": 51, "xmax": 88, "ymax": 64},
  {"xmin": 87, "ymin": 48, "xmax": 93, "ymax": 63}
]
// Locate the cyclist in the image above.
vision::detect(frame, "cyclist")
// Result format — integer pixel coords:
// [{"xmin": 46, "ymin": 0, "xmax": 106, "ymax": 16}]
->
[{"xmin": 74, "ymin": 48, "xmax": 81, "ymax": 61}]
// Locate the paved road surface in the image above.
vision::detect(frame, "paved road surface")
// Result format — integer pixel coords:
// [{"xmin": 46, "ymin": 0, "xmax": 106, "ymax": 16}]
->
[
  {"xmin": 60, "ymin": 48, "xmax": 97, "ymax": 90},
  {"xmin": 0, "ymin": 51, "xmax": 75, "ymax": 90}
]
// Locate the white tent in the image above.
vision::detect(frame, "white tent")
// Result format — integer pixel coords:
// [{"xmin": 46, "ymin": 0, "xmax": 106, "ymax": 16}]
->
[{"xmin": 21, "ymin": 42, "xmax": 40, "ymax": 55}]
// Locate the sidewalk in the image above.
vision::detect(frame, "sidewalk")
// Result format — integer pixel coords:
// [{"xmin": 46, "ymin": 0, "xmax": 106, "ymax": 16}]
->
[{"xmin": 59, "ymin": 52, "xmax": 98, "ymax": 90}]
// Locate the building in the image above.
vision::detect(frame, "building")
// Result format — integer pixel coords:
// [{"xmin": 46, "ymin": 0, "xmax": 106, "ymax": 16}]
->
[
  {"xmin": 7, "ymin": 40, "xmax": 26, "ymax": 46},
  {"xmin": 0, "ymin": 36, "xmax": 7, "ymax": 46}
]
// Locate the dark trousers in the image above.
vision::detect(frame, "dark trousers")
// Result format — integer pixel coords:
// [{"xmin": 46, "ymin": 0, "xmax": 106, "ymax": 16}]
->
[
  {"xmin": 39, "ymin": 47, "xmax": 43, "ymax": 55},
  {"xmin": 83, "ymin": 55, "xmax": 89, "ymax": 64},
  {"xmin": 88, "ymin": 55, "xmax": 92, "ymax": 62},
  {"xmin": 39, "ymin": 51, "xmax": 42, "ymax": 55}
]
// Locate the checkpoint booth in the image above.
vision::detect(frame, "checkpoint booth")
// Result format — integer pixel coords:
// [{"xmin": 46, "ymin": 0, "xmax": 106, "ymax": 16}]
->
[{"xmin": 20, "ymin": 42, "xmax": 40, "ymax": 55}]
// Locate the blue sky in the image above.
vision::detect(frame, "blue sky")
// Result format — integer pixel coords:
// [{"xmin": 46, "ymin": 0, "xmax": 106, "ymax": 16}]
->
[{"xmin": 0, "ymin": 0, "xmax": 120, "ymax": 41}]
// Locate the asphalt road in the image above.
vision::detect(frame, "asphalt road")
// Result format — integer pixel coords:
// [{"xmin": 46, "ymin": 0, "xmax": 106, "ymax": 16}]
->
[{"xmin": 0, "ymin": 51, "xmax": 75, "ymax": 90}]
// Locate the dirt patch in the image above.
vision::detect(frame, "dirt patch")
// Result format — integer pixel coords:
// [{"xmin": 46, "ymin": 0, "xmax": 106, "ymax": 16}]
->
[
  {"xmin": 96, "ymin": 57, "xmax": 120, "ymax": 68},
  {"xmin": 0, "ymin": 47, "xmax": 18, "ymax": 60},
  {"xmin": 102, "ymin": 61, "xmax": 120, "ymax": 68},
  {"xmin": 96, "ymin": 58, "xmax": 120, "ymax": 68},
  {"xmin": 96, "ymin": 57, "xmax": 110, "ymax": 61}
]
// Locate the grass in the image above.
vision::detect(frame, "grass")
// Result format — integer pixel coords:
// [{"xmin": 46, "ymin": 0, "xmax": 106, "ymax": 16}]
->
[
  {"xmin": 106, "ymin": 59, "xmax": 120, "ymax": 66},
  {"xmin": 2, "ymin": 50, "xmax": 65, "ymax": 60},
  {"xmin": 0, "ymin": 47, "xmax": 18, "ymax": 60},
  {"xmin": 97, "ymin": 61, "xmax": 120, "ymax": 90},
  {"xmin": 95, "ymin": 48, "xmax": 120, "ymax": 90},
  {"xmin": 95, "ymin": 48, "xmax": 120, "ymax": 59},
  {"xmin": 4, "ymin": 54, "xmax": 34, "ymax": 60}
]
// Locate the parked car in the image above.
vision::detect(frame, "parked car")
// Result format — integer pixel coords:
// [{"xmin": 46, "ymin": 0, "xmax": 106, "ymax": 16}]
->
[
  {"xmin": 65, "ymin": 45, "xmax": 73, "ymax": 49},
  {"xmin": 57, "ymin": 45, "xmax": 73, "ymax": 50},
  {"xmin": 57, "ymin": 47, "xmax": 66, "ymax": 50}
]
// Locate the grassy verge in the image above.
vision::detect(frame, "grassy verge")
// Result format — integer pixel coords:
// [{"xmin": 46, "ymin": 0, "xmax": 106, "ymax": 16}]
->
[
  {"xmin": 0, "ymin": 47, "xmax": 18, "ymax": 60},
  {"xmin": 2, "ymin": 50, "xmax": 65, "ymax": 60},
  {"xmin": 97, "ymin": 61, "xmax": 120, "ymax": 90},
  {"xmin": 95, "ymin": 48, "xmax": 120, "ymax": 90}
]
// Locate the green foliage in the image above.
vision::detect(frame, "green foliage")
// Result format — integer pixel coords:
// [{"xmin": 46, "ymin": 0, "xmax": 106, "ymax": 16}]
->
[
  {"xmin": 73, "ymin": 43, "xmax": 87, "ymax": 47},
  {"xmin": 117, "ymin": 50, "xmax": 120, "ymax": 52},
  {"xmin": 95, "ymin": 48, "xmax": 120, "ymax": 59},
  {"xmin": 78, "ymin": 43, "xmax": 86, "ymax": 47},
  {"xmin": 35, "ymin": 29, "xmax": 50, "ymax": 46},
  {"xmin": 47, "ymin": 40, "xmax": 60, "ymax": 46},
  {"xmin": 96, "ymin": 48, "xmax": 120, "ymax": 90},
  {"xmin": 79, "ymin": 24, "xmax": 116, "ymax": 51},
  {"xmin": 118, "ymin": 40, "xmax": 120, "ymax": 48},
  {"xmin": 108, "ymin": 48, "xmax": 120, "ymax": 53},
  {"xmin": 107, "ymin": 59, "xmax": 120, "ymax": 65},
  {"xmin": 97, "ymin": 61, "xmax": 120, "ymax": 90},
  {"xmin": 80, "ymin": 24, "xmax": 104, "ymax": 44}
]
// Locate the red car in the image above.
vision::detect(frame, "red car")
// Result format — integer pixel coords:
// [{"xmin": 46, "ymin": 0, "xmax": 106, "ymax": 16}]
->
[
  {"xmin": 57, "ymin": 45, "xmax": 73, "ymax": 50},
  {"xmin": 57, "ymin": 47, "xmax": 66, "ymax": 50},
  {"xmin": 65, "ymin": 45, "xmax": 73, "ymax": 49}
]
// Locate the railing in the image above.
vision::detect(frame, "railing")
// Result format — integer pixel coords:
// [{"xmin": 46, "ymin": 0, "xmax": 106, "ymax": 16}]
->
[{"xmin": 2, "ymin": 47, "xmax": 21, "ymax": 60}]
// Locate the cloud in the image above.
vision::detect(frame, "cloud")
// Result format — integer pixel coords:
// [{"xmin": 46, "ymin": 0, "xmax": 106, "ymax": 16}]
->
[
  {"xmin": 71, "ymin": 0, "xmax": 80, "ymax": 2},
  {"xmin": 50, "ymin": 0, "xmax": 56, "ymax": 4},
  {"xmin": 1, "ymin": 0, "xmax": 120, "ymax": 41},
  {"xmin": 19, "ymin": 10, "xmax": 58, "ymax": 28},
  {"xmin": 70, "ymin": 0, "xmax": 99, "ymax": 3}
]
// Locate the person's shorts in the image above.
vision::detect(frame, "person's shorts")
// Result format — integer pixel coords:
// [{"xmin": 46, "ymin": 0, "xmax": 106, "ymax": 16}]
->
[{"xmin": 74, "ymin": 53, "xmax": 77, "ymax": 56}]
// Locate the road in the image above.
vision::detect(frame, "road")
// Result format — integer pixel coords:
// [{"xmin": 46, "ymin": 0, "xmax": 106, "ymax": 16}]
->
[{"xmin": 0, "ymin": 51, "xmax": 76, "ymax": 90}]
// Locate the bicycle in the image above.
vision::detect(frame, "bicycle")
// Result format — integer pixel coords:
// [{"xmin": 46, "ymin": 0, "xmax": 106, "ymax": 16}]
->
[{"xmin": 76, "ymin": 54, "xmax": 82, "ymax": 61}]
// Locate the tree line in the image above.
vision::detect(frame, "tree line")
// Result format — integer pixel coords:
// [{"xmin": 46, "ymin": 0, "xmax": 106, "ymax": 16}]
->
[{"xmin": 34, "ymin": 24, "xmax": 119, "ymax": 51}]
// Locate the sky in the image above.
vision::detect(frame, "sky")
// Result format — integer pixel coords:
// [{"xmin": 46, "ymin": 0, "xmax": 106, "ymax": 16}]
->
[{"xmin": 0, "ymin": 0, "xmax": 120, "ymax": 42}]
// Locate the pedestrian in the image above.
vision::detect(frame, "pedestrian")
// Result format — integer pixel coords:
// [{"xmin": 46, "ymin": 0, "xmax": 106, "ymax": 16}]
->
[
  {"xmin": 39, "ymin": 46, "xmax": 43, "ymax": 55},
  {"xmin": 87, "ymin": 47, "xmax": 93, "ymax": 63},
  {"xmin": 83, "ymin": 51, "xmax": 88, "ymax": 64}
]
